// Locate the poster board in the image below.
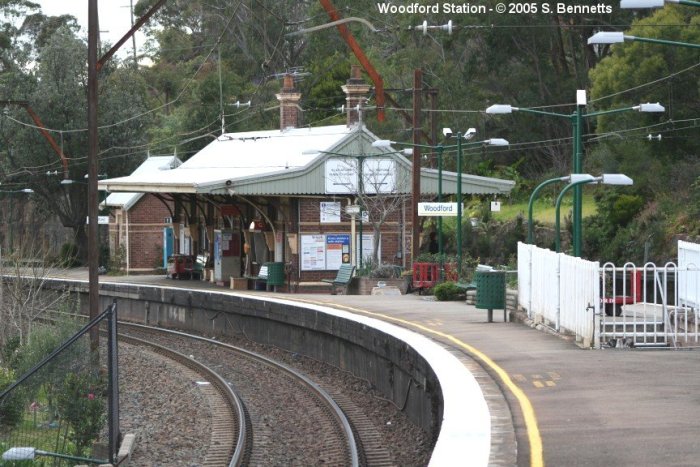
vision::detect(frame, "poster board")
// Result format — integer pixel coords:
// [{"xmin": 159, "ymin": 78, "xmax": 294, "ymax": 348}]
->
[
  {"xmin": 356, "ymin": 233, "xmax": 378, "ymax": 267},
  {"xmin": 300, "ymin": 234, "xmax": 326, "ymax": 270},
  {"xmin": 326, "ymin": 234, "xmax": 350, "ymax": 270},
  {"xmin": 300, "ymin": 233, "xmax": 353, "ymax": 271}
]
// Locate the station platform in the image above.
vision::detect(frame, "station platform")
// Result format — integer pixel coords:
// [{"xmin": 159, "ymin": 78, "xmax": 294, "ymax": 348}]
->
[{"xmin": 54, "ymin": 270, "xmax": 700, "ymax": 466}]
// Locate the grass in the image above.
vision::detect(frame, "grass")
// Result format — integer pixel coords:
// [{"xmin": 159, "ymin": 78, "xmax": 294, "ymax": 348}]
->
[{"xmin": 491, "ymin": 193, "xmax": 597, "ymax": 224}]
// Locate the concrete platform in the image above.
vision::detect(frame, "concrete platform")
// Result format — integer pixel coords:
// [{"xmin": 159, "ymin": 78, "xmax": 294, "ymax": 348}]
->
[{"xmin": 48, "ymin": 270, "xmax": 700, "ymax": 466}]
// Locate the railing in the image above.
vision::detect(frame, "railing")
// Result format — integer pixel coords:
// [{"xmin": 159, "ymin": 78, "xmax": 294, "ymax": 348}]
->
[{"xmin": 519, "ymin": 241, "xmax": 700, "ymax": 349}]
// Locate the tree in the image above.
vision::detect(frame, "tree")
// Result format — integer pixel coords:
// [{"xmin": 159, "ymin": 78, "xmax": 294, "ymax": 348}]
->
[{"xmin": 0, "ymin": 25, "xmax": 150, "ymax": 262}]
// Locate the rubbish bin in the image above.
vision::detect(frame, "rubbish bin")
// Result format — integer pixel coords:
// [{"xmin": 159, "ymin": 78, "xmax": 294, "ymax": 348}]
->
[
  {"xmin": 265, "ymin": 262, "xmax": 285, "ymax": 287},
  {"xmin": 475, "ymin": 270, "xmax": 506, "ymax": 322}
]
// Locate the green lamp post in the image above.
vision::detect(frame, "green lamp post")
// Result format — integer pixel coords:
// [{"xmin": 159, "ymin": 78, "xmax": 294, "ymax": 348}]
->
[
  {"xmin": 373, "ymin": 134, "xmax": 509, "ymax": 276},
  {"xmin": 486, "ymin": 98, "xmax": 663, "ymax": 257},
  {"xmin": 554, "ymin": 174, "xmax": 634, "ymax": 252}
]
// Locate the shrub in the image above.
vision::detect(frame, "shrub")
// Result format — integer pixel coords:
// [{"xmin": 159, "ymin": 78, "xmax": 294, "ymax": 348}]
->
[
  {"xmin": 59, "ymin": 243, "xmax": 80, "ymax": 267},
  {"xmin": 433, "ymin": 281, "xmax": 464, "ymax": 301},
  {"xmin": 0, "ymin": 366, "xmax": 24, "ymax": 427}
]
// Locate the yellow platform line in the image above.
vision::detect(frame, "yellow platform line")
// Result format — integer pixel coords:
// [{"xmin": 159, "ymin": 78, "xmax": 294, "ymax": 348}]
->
[{"xmin": 288, "ymin": 297, "xmax": 544, "ymax": 467}]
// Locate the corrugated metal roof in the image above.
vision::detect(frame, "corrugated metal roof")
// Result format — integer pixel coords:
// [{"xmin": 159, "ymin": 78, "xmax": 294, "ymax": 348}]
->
[
  {"xmin": 100, "ymin": 125, "xmax": 354, "ymax": 194},
  {"xmin": 102, "ymin": 155, "xmax": 181, "ymax": 209},
  {"xmin": 99, "ymin": 125, "xmax": 515, "ymax": 196}
]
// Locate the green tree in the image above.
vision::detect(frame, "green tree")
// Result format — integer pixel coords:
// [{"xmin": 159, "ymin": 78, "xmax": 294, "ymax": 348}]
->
[{"xmin": 0, "ymin": 25, "xmax": 150, "ymax": 262}]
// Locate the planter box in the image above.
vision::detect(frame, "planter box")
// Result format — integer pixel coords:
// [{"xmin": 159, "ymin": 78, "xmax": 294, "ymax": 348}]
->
[{"xmin": 350, "ymin": 277, "xmax": 409, "ymax": 295}]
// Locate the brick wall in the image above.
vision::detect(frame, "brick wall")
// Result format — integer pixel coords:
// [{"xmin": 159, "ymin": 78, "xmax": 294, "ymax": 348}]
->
[
  {"xmin": 109, "ymin": 194, "xmax": 174, "ymax": 272},
  {"xmin": 296, "ymin": 197, "xmax": 413, "ymax": 282}
]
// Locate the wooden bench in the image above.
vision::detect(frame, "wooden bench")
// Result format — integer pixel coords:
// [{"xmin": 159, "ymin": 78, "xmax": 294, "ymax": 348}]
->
[
  {"xmin": 321, "ymin": 264, "xmax": 355, "ymax": 295},
  {"xmin": 246, "ymin": 264, "xmax": 269, "ymax": 290}
]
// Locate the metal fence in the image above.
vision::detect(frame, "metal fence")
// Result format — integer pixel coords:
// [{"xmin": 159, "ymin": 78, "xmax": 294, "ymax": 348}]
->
[
  {"xmin": 519, "ymin": 241, "xmax": 700, "ymax": 349},
  {"xmin": 0, "ymin": 302, "xmax": 118, "ymax": 465}
]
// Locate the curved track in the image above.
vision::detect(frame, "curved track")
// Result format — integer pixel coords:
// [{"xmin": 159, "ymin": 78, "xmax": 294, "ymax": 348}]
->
[
  {"xmin": 120, "ymin": 322, "xmax": 361, "ymax": 466},
  {"xmin": 119, "ymin": 333, "xmax": 249, "ymax": 466}
]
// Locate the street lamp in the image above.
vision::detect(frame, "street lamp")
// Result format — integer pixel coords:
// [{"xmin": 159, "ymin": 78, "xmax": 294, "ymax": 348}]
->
[
  {"xmin": 588, "ymin": 31, "xmax": 700, "ymax": 49},
  {"xmin": 621, "ymin": 0, "xmax": 700, "ymax": 8},
  {"xmin": 373, "ymin": 132, "xmax": 509, "ymax": 276},
  {"xmin": 554, "ymin": 174, "xmax": 633, "ymax": 252},
  {"xmin": 527, "ymin": 174, "xmax": 595, "ymax": 244},
  {"xmin": 486, "ymin": 97, "xmax": 663, "ymax": 257}
]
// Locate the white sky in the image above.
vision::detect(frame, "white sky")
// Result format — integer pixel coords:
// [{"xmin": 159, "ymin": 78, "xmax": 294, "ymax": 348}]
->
[{"xmin": 33, "ymin": 0, "xmax": 148, "ymax": 60}]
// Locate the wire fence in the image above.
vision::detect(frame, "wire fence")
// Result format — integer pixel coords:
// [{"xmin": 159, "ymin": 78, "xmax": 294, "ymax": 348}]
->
[{"xmin": 1, "ymin": 302, "xmax": 118, "ymax": 465}]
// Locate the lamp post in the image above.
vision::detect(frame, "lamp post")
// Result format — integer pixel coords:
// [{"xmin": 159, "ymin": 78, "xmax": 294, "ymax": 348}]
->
[
  {"xmin": 486, "ymin": 98, "xmax": 663, "ymax": 257},
  {"xmin": 527, "ymin": 174, "xmax": 595, "ymax": 244},
  {"xmin": 554, "ymin": 174, "xmax": 634, "ymax": 252},
  {"xmin": 620, "ymin": 0, "xmax": 700, "ymax": 8},
  {"xmin": 588, "ymin": 31, "xmax": 700, "ymax": 49},
  {"xmin": 373, "ymin": 134, "xmax": 509, "ymax": 275}
]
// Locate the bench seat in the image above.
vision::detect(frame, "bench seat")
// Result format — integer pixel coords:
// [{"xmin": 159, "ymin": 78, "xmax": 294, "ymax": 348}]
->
[{"xmin": 321, "ymin": 264, "xmax": 355, "ymax": 295}]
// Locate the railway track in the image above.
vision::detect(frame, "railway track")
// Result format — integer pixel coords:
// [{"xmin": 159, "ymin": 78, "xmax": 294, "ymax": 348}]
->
[
  {"xmin": 118, "ymin": 333, "xmax": 249, "ymax": 466},
  {"xmin": 120, "ymin": 322, "xmax": 361, "ymax": 466}
]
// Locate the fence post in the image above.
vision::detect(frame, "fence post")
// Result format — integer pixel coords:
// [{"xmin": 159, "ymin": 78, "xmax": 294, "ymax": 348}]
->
[{"xmin": 107, "ymin": 300, "xmax": 120, "ymax": 463}]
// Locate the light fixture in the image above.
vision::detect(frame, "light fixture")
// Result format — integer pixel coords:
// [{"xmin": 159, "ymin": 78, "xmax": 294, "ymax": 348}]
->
[
  {"xmin": 588, "ymin": 31, "xmax": 625, "ymax": 45},
  {"xmin": 620, "ymin": 0, "xmax": 665, "ymax": 7},
  {"xmin": 371, "ymin": 139, "xmax": 393, "ymax": 148},
  {"xmin": 635, "ymin": 103, "xmax": 665, "ymax": 112},
  {"xmin": 600, "ymin": 174, "xmax": 634, "ymax": 185},
  {"xmin": 485, "ymin": 104, "xmax": 516, "ymax": 114}
]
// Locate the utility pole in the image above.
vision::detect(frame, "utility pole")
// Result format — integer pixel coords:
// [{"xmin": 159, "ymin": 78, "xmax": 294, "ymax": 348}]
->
[
  {"xmin": 412, "ymin": 69, "xmax": 422, "ymax": 262},
  {"xmin": 87, "ymin": 0, "xmax": 100, "ymax": 349}
]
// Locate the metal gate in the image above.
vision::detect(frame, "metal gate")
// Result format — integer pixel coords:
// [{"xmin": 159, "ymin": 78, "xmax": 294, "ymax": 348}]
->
[{"xmin": 600, "ymin": 262, "xmax": 700, "ymax": 348}]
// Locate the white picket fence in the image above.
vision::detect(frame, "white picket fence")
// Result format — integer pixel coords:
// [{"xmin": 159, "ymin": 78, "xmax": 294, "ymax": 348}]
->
[
  {"xmin": 517, "ymin": 243, "xmax": 600, "ymax": 347},
  {"xmin": 518, "ymin": 241, "xmax": 700, "ymax": 348},
  {"xmin": 679, "ymin": 240, "xmax": 700, "ymax": 310}
]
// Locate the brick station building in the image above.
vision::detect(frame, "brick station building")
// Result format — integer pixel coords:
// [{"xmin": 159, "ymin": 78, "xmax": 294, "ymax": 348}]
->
[{"xmin": 99, "ymin": 68, "xmax": 514, "ymax": 285}]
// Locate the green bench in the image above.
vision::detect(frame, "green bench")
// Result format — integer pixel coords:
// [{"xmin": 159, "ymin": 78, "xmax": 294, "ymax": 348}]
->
[
  {"xmin": 246, "ymin": 264, "xmax": 270, "ymax": 290},
  {"xmin": 321, "ymin": 264, "xmax": 355, "ymax": 295}
]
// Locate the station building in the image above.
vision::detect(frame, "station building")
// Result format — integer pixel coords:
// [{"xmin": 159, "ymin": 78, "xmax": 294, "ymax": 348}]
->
[{"xmin": 99, "ymin": 68, "xmax": 514, "ymax": 285}]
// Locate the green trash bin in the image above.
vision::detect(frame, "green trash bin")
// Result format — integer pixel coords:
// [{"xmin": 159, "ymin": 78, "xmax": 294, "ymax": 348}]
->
[
  {"xmin": 265, "ymin": 262, "xmax": 285, "ymax": 287},
  {"xmin": 475, "ymin": 270, "xmax": 506, "ymax": 322}
]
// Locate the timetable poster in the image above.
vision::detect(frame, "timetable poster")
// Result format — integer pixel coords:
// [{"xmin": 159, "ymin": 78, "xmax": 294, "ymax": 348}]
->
[{"xmin": 300, "ymin": 235, "xmax": 326, "ymax": 271}]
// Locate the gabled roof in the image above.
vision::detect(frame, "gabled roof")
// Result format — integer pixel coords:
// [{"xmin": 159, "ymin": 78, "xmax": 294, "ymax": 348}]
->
[
  {"xmin": 99, "ymin": 124, "xmax": 515, "ymax": 196},
  {"xmin": 102, "ymin": 155, "xmax": 181, "ymax": 210},
  {"xmin": 99, "ymin": 125, "xmax": 355, "ymax": 194}
]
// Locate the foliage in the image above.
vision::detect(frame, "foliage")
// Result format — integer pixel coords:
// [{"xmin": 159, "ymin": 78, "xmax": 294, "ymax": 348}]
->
[
  {"xmin": 55, "ymin": 371, "xmax": 107, "ymax": 457},
  {"xmin": 0, "ymin": 1, "xmax": 696, "ymax": 266},
  {"xmin": 58, "ymin": 243, "xmax": 80, "ymax": 268},
  {"xmin": 433, "ymin": 282, "xmax": 464, "ymax": 301},
  {"xmin": 0, "ymin": 365, "xmax": 24, "ymax": 427}
]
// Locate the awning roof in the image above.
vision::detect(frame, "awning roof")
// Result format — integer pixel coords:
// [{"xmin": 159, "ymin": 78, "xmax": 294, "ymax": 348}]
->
[
  {"xmin": 99, "ymin": 124, "xmax": 515, "ymax": 196},
  {"xmin": 102, "ymin": 155, "xmax": 181, "ymax": 209},
  {"xmin": 100, "ymin": 125, "xmax": 354, "ymax": 194}
]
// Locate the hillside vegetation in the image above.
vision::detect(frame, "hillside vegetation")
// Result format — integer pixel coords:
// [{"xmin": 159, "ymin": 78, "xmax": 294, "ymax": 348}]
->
[{"xmin": 0, "ymin": 0, "xmax": 697, "ymax": 264}]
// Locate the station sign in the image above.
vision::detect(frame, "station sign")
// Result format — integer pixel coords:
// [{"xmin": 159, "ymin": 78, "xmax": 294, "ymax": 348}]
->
[{"xmin": 417, "ymin": 202, "xmax": 463, "ymax": 217}]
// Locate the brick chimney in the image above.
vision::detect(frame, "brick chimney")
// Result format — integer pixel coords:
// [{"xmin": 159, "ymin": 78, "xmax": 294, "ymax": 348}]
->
[
  {"xmin": 342, "ymin": 65, "xmax": 371, "ymax": 127},
  {"xmin": 276, "ymin": 74, "xmax": 301, "ymax": 130}
]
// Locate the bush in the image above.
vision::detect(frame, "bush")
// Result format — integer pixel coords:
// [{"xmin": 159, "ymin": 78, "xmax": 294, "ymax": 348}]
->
[
  {"xmin": 0, "ymin": 366, "xmax": 24, "ymax": 427},
  {"xmin": 433, "ymin": 281, "xmax": 464, "ymax": 301},
  {"xmin": 59, "ymin": 243, "xmax": 80, "ymax": 267}
]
